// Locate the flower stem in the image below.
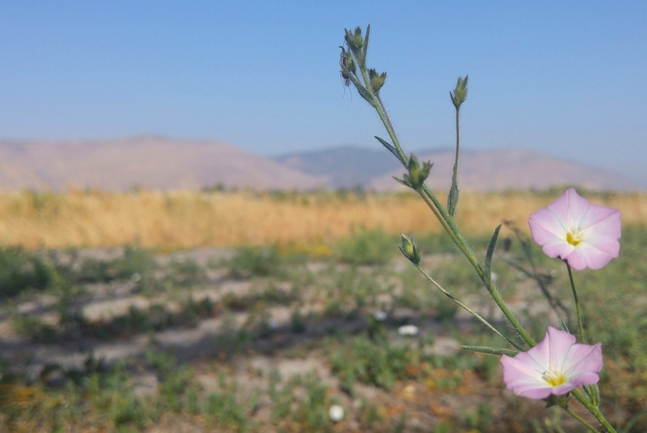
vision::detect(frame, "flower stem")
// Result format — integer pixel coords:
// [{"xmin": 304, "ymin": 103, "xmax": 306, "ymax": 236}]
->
[
  {"xmin": 565, "ymin": 261, "xmax": 586, "ymax": 344},
  {"xmin": 453, "ymin": 107, "xmax": 459, "ymax": 187},
  {"xmin": 360, "ymin": 76, "xmax": 537, "ymax": 349},
  {"xmin": 448, "ymin": 105, "xmax": 460, "ymax": 216},
  {"xmin": 563, "ymin": 404, "xmax": 599, "ymax": 433},
  {"xmin": 571, "ymin": 389, "xmax": 618, "ymax": 433},
  {"xmin": 415, "ymin": 187, "xmax": 536, "ymax": 348}
]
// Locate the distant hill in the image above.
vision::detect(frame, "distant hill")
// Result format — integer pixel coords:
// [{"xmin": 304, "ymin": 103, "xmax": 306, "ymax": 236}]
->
[
  {"xmin": 0, "ymin": 138, "xmax": 638, "ymax": 192},
  {"xmin": 274, "ymin": 146, "xmax": 398, "ymax": 188},
  {"xmin": 0, "ymin": 136, "xmax": 326, "ymax": 191},
  {"xmin": 276, "ymin": 146, "xmax": 639, "ymax": 192}
]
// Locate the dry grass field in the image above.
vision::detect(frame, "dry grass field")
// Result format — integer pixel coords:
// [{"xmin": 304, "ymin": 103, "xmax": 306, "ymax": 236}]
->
[
  {"xmin": 1, "ymin": 189, "xmax": 646, "ymax": 250},
  {"xmin": 0, "ymin": 188, "xmax": 646, "ymax": 431}
]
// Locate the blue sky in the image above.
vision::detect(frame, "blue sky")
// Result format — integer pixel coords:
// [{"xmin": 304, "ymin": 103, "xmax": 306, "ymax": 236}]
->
[{"xmin": 1, "ymin": 1, "xmax": 646, "ymax": 185}]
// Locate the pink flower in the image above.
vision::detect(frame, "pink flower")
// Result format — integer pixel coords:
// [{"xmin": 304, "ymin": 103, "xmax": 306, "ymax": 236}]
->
[
  {"xmin": 528, "ymin": 188, "xmax": 621, "ymax": 270},
  {"xmin": 501, "ymin": 327, "xmax": 602, "ymax": 400}
]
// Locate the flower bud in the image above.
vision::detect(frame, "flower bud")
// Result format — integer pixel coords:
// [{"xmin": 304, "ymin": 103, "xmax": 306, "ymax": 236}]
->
[
  {"xmin": 344, "ymin": 27, "xmax": 364, "ymax": 54},
  {"xmin": 450, "ymin": 75, "xmax": 469, "ymax": 109},
  {"xmin": 368, "ymin": 69, "xmax": 387, "ymax": 94},
  {"xmin": 407, "ymin": 154, "xmax": 421, "ymax": 185},
  {"xmin": 401, "ymin": 154, "xmax": 432, "ymax": 190},
  {"xmin": 399, "ymin": 232, "xmax": 421, "ymax": 265}
]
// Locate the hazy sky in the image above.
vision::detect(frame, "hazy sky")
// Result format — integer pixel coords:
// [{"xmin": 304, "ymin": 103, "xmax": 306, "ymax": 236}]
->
[{"xmin": 1, "ymin": 1, "xmax": 646, "ymax": 185}]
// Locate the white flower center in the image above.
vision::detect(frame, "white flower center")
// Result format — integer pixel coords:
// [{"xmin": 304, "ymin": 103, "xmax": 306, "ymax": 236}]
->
[
  {"xmin": 566, "ymin": 227, "xmax": 583, "ymax": 246},
  {"xmin": 542, "ymin": 368, "xmax": 566, "ymax": 387}
]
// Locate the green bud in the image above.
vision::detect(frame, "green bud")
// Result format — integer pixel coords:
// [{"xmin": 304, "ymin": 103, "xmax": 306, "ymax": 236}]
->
[
  {"xmin": 399, "ymin": 232, "xmax": 421, "ymax": 265},
  {"xmin": 450, "ymin": 75, "xmax": 469, "ymax": 109},
  {"xmin": 344, "ymin": 27, "xmax": 364, "ymax": 54},
  {"xmin": 420, "ymin": 161, "xmax": 432, "ymax": 182},
  {"xmin": 407, "ymin": 153, "xmax": 421, "ymax": 185},
  {"xmin": 401, "ymin": 153, "xmax": 432, "ymax": 190},
  {"xmin": 353, "ymin": 26, "xmax": 364, "ymax": 48},
  {"xmin": 368, "ymin": 69, "xmax": 387, "ymax": 94}
]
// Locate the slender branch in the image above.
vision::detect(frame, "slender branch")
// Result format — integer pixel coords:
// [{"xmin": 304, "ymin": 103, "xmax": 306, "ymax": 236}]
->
[
  {"xmin": 414, "ymin": 265, "xmax": 523, "ymax": 350},
  {"xmin": 417, "ymin": 187, "xmax": 535, "ymax": 347},
  {"xmin": 565, "ymin": 261, "xmax": 586, "ymax": 344}
]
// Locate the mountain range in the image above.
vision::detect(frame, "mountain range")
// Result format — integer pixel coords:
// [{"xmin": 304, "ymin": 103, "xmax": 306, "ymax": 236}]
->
[{"xmin": 0, "ymin": 136, "xmax": 639, "ymax": 192}]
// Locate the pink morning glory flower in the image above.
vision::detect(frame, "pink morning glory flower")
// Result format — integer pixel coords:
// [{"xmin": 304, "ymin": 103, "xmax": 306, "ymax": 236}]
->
[
  {"xmin": 501, "ymin": 327, "xmax": 603, "ymax": 400},
  {"xmin": 528, "ymin": 188, "xmax": 621, "ymax": 270}
]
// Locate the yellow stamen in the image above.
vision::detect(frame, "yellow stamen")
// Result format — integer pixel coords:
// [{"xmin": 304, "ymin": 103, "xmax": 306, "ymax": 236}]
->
[
  {"xmin": 545, "ymin": 375, "xmax": 566, "ymax": 387},
  {"xmin": 543, "ymin": 369, "xmax": 567, "ymax": 387},
  {"xmin": 566, "ymin": 232, "xmax": 581, "ymax": 246}
]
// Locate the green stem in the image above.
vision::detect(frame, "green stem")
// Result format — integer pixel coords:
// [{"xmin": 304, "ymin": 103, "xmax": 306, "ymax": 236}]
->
[
  {"xmin": 571, "ymin": 389, "xmax": 618, "ymax": 433},
  {"xmin": 415, "ymin": 265, "xmax": 523, "ymax": 350},
  {"xmin": 565, "ymin": 261, "xmax": 586, "ymax": 344},
  {"xmin": 453, "ymin": 107, "xmax": 459, "ymax": 185},
  {"xmin": 416, "ymin": 189, "xmax": 461, "ymax": 250},
  {"xmin": 450, "ymin": 106, "xmax": 460, "ymax": 214},
  {"xmin": 417, "ymin": 186, "xmax": 535, "ymax": 348},
  {"xmin": 348, "ymin": 48, "xmax": 535, "ymax": 349},
  {"xmin": 563, "ymin": 405, "xmax": 599, "ymax": 433},
  {"xmin": 420, "ymin": 182, "xmax": 531, "ymax": 350}
]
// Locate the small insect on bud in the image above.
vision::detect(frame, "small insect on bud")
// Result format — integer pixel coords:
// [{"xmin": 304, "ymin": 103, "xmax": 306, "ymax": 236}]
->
[{"xmin": 399, "ymin": 232, "xmax": 421, "ymax": 265}]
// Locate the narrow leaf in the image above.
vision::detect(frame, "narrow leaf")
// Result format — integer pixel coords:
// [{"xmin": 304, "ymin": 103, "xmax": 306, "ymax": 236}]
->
[
  {"xmin": 374, "ymin": 136, "xmax": 404, "ymax": 164},
  {"xmin": 447, "ymin": 183, "xmax": 459, "ymax": 216},
  {"xmin": 484, "ymin": 224, "xmax": 502, "ymax": 286},
  {"xmin": 592, "ymin": 384, "xmax": 600, "ymax": 406},
  {"xmin": 462, "ymin": 345, "xmax": 518, "ymax": 357},
  {"xmin": 356, "ymin": 84, "xmax": 375, "ymax": 106},
  {"xmin": 559, "ymin": 317, "xmax": 570, "ymax": 333},
  {"xmin": 391, "ymin": 176, "xmax": 411, "ymax": 188},
  {"xmin": 363, "ymin": 24, "xmax": 371, "ymax": 59}
]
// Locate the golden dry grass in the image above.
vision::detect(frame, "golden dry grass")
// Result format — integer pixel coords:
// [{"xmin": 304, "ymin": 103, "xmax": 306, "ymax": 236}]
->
[{"xmin": 0, "ymin": 189, "xmax": 645, "ymax": 250}]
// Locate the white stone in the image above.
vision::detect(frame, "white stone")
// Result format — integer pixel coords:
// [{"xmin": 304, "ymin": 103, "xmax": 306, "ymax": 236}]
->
[
  {"xmin": 329, "ymin": 405, "xmax": 344, "ymax": 422},
  {"xmin": 397, "ymin": 325, "xmax": 419, "ymax": 336},
  {"xmin": 372, "ymin": 311, "xmax": 387, "ymax": 321}
]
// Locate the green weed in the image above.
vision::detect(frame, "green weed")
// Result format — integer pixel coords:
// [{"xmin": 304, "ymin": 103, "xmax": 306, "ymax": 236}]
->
[
  {"xmin": 0, "ymin": 247, "xmax": 58, "ymax": 297},
  {"xmin": 333, "ymin": 228, "xmax": 396, "ymax": 265},
  {"xmin": 328, "ymin": 335, "xmax": 420, "ymax": 394}
]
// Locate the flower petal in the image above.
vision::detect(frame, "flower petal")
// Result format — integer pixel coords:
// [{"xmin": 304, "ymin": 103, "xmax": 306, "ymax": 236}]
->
[
  {"xmin": 562, "ymin": 343, "xmax": 603, "ymax": 385},
  {"xmin": 562, "ymin": 248, "xmax": 589, "ymax": 271},
  {"xmin": 529, "ymin": 208, "xmax": 567, "ymax": 245},
  {"xmin": 541, "ymin": 239, "xmax": 574, "ymax": 260},
  {"xmin": 580, "ymin": 206, "xmax": 622, "ymax": 240},
  {"xmin": 513, "ymin": 383, "xmax": 555, "ymax": 399},
  {"xmin": 528, "ymin": 188, "xmax": 621, "ymax": 270},
  {"xmin": 565, "ymin": 242, "xmax": 617, "ymax": 270},
  {"xmin": 547, "ymin": 188, "xmax": 592, "ymax": 228},
  {"xmin": 501, "ymin": 327, "xmax": 604, "ymax": 401},
  {"xmin": 550, "ymin": 382, "xmax": 577, "ymax": 396},
  {"xmin": 501, "ymin": 354, "xmax": 551, "ymax": 399},
  {"xmin": 546, "ymin": 327, "xmax": 577, "ymax": 370}
]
